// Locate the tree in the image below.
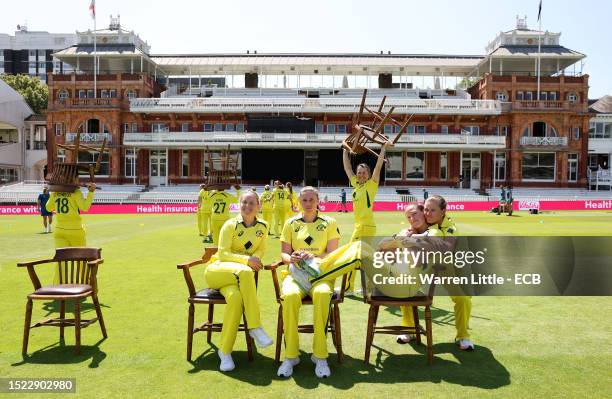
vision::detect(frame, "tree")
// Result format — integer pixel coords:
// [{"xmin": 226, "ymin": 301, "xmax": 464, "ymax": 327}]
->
[
  {"xmin": 0, "ymin": 74, "xmax": 48, "ymax": 114},
  {"xmin": 456, "ymin": 77, "xmax": 480, "ymax": 90}
]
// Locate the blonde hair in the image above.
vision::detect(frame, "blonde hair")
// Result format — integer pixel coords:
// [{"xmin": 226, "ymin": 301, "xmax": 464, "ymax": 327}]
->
[
  {"xmin": 300, "ymin": 186, "xmax": 319, "ymax": 199},
  {"xmin": 240, "ymin": 190, "xmax": 260, "ymax": 204}
]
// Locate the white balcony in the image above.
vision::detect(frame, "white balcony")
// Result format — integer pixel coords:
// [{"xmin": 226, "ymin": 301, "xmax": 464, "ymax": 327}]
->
[
  {"xmin": 520, "ymin": 136, "xmax": 568, "ymax": 146},
  {"xmin": 588, "ymin": 138, "xmax": 612, "ymax": 154},
  {"xmin": 0, "ymin": 142, "xmax": 23, "ymax": 166},
  {"xmin": 129, "ymin": 97, "xmax": 502, "ymax": 115},
  {"xmin": 123, "ymin": 132, "xmax": 507, "ymax": 150}
]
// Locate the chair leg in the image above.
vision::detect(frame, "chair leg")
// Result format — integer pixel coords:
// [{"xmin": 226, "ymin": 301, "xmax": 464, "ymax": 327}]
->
[
  {"xmin": 364, "ymin": 305, "xmax": 376, "ymax": 364},
  {"xmin": 74, "ymin": 299, "xmax": 81, "ymax": 355},
  {"xmin": 244, "ymin": 313, "xmax": 254, "ymax": 362},
  {"xmin": 334, "ymin": 304, "xmax": 344, "ymax": 364},
  {"xmin": 22, "ymin": 299, "xmax": 33, "ymax": 355},
  {"xmin": 413, "ymin": 306, "xmax": 422, "ymax": 345},
  {"xmin": 275, "ymin": 305, "xmax": 283, "ymax": 364},
  {"xmin": 425, "ymin": 306, "xmax": 433, "ymax": 365},
  {"xmin": 206, "ymin": 304, "xmax": 214, "ymax": 344},
  {"xmin": 59, "ymin": 300, "xmax": 65, "ymax": 340},
  {"xmin": 92, "ymin": 295, "xmax": 107, "ymax": 338},
  {"xmin": 187, "ymin": 303, "xmax": 195, "ymax": 361}
]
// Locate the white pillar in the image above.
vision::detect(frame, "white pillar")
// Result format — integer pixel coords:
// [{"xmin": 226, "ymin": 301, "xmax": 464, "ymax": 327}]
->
[
  {"xmin": 492, "ymin": 150, "xmax": 496, "ymax": 189},
  {"xmin": 459, "ymin": 150, "xmax": 463, "ymax": 189},
  {"xmin": 29, "ymin": 124, "xmax": 35, "ymax": 150}
]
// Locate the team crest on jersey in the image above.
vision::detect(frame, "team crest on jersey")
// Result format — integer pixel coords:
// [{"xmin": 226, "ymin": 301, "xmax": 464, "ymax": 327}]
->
[
  {"xmin": 316, "ymin": 223, "xmax": 327, "ymax": 231},
  {"xmin": 255, "ymin": 230, "xmax": 264, "ymax": 237}
]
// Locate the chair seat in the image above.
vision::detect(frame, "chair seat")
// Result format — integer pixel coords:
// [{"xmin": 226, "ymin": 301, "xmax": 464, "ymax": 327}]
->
[
  {"xmin": 194, "ymin": 288, "xmax": 224, "ymax": 300},
  {"xmin": 368, "ymin": 289, "xmax": 430, "ymax": 303},
  {"xmin": 33, "ymin": 284, "xmax": 92, "ymax": 296}
]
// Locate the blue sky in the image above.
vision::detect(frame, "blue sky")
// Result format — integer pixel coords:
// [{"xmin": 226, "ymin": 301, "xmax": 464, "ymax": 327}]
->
[{"xmin": 1, "ymin": 0, "xmax": 610, "ymax": 97}]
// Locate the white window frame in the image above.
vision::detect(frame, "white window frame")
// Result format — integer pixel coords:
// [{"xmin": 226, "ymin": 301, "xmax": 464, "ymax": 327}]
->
[
  {"xmin": 568, "ymin": 153, "xmax": 578, "ymax": 182},
  {"xmin": 522, "ymin": 152, "xmax": 556, "ymax": 182},
  {"xmin": 124, "ymin": 148, "xmax": 136, "ymax": 178}
]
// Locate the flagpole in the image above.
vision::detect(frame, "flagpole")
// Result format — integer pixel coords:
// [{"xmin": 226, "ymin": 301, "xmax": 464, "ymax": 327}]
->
[
  {"xmin": 93, "ymin": 6, "xmax": 97, "ymax": 98},
  {"xmin": 537, "ymin": 6, "xmax": 542, "ymax": 101}
]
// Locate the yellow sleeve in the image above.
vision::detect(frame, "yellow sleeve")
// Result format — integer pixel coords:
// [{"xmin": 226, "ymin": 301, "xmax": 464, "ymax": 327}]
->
[
  {"xmin": 350, "ymin": 176, "xmax": 357, "ymax": 187},
  {"xmin": 75, "ymin": 190, "xmax": 94, "ymax": 211},
  {"xmin": 327, "ymin": 218, "xmax": 341, "ymax": 241},
  {"xmin": 280, "ymin": 219, "xmax": 293, "ymax": 244},
  {"xmin": 46, "ymin": 192, "xmax": 56, "ymax": 212},
  {"xmin": 252, "ymin": 223, "xmax": 269, "ymax": 260},
  {"xmin": 217, "ymin": 220, "xmax": 250, "ymax": 265}
]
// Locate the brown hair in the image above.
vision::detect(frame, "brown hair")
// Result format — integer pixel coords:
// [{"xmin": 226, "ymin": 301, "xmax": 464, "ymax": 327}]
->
[
  {"xmin": 405, "ymin": 203, "xmax": 424, "ymax": 213},
  {"xmin": 356, "ymin": 163, "xmax": 371, "ymax": 175},
  {"xmin": 425, "ymin": 195, "xmax": 447, "ymax": 210}
]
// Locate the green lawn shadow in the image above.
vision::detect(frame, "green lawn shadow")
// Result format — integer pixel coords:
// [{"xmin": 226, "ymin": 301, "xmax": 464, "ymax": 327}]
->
[{"xmin": 11, "ymin": 338, "xmax": 107, "ymax": 368}]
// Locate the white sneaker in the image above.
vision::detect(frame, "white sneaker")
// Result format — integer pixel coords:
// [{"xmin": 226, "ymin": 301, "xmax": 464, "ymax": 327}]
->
[
  {"xmin": 249, "ymin": 327, "xmax": 273, "ymax": 348},
  {"xmin": 457, "ymin": 339, "xmax": 475, "ymax": 351},
  {"xmin": 396, "ymin": 334, "xmax": 414, "ymax": 344},
  {"xmin": 277, "ymin": 357, "xmax": 300, "ymax": 377},
  {"xmin": 311, "ymin": 354, "xmax": 331, "ymax": 378},
  {"xmin": 218, "ymin": 350, "xmax": 235, "ymax": 372}
]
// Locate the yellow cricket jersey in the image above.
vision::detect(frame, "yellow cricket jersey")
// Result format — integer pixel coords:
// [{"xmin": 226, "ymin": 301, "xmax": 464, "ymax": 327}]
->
[
  {"xmin": 198, "ymin": 189, "xmax": 212, "ymax": 213},
  {"xmin": 283, "ymin": 189, "xmax": 293, "ymax": 209},
  {"xmin": 428, "ymin": 215, "xmax": 458, "ymax": 237},
  {"xmin": 208, "ymin": 189, "xmax": 240, "ymax": 220},
  {"xmin": 260, "ymin": 190, "xmax": 274, "ymax": 211},
  {"xmin": 209, "ymin": 215, "xmax": 269, "ymax": 265},
  {"xmin": 281, "ymin": 213, "xmax": 341, "ymax": 256},
  {"xmin": 350, "ymin": 176, "xmax": 378, "ymax": 225},
  {"xmin": 272, "ymin": 188, "xmax": 287, "ymax": 210},
  {"xmin": 46, "ymin": 190, "xmax": 94, "ymax": 230}
]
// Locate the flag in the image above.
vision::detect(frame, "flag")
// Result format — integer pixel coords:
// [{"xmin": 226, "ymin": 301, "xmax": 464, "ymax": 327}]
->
[
  {"xmin": 537, "ymin": 0, "xmax": 542, "ymax": 22},
  {"xmin": 89, "ymin": 0, "xmax": 96, "ymax": 19}
]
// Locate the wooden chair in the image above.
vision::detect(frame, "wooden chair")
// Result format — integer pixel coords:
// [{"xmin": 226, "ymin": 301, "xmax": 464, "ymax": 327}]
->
[
  {"xmin": 265, "ymin": 261, "xmax": 348, "ymax": 364},
  {"xmin": 361, "ymin": 266, "xmax": 440, "ymax": 365},
  {"xmin": 18, "ymin": 247, "xmax": 106, "ymax": 355},
  {"xmin": 177, "ymin": 248, "xmax": 258, "ymax": 361}
]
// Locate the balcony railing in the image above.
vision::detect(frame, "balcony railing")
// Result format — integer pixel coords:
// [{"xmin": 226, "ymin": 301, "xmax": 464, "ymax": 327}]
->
[
  {"xmin": 123, "ymin": 132, "xmax": 506, "ymax": 149},
  {"xmin": 25, "ymin": 141, "xmax": 47, "ymax": 150},
  {"xmin": 51, "ymin": 98, "xmax": 124, "ymax": 110},
  {"xmin": 130, "ymin": 97, "xmax": 502, "ymax": 115},
  {"xmin": 66, "ymin": 133, "xmax": 113, "ymax": 144},
  {"xmin": 520, "ymin": 136, "xmax": 568, "ymax": 146}
]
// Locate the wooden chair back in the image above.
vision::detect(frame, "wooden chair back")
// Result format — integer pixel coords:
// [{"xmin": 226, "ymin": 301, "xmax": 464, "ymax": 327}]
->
[{"xmin": 52, "ymin": 248, "xmax": 103, "ymax": 286}]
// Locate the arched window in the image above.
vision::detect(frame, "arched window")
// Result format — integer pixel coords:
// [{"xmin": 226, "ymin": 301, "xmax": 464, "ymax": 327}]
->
[{"xmin": 58, "ymin": 90, "xmax": 69, "ymax": 100}]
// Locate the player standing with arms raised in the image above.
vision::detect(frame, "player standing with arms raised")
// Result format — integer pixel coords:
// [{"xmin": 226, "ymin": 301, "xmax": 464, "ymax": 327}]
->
[{"xmin": 341, "ymin": 142, "xmax": 389, "ymax": 292}]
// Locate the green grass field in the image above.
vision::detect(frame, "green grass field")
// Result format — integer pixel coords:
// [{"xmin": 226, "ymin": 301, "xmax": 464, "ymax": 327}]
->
[{"xmin": 1, "ymin": 210, "xmax": 611, "ymax": 398}]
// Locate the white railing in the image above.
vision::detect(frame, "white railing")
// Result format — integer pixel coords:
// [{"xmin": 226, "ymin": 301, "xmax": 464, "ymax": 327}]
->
[
  {"xmin": 66, "ymin": 133, "xmax": 113, "ymax": 143},
  {"xmin": 520, "ymin": 136, "xmax": 568, "ymax": 146},
  {"xmin": 123, "ymin": 132, "xmax": 507, "ymax": 148},
  {"xmin": 130, "ymin": 97, "xmax": 502, "ymax": 115}
]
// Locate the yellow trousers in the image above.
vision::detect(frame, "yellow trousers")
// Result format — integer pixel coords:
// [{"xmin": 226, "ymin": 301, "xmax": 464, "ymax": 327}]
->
[
  {"xmin": 402, "ymin": 296, "xmax": 472, "ymax": 340},
  {"xmin": 273, "ymin": 208, "xmax": 287, "ymax": 236},
  {"xmin": 281, "ymin": 241, "xmax": 363, "ymax": 359},
  {"xmin": 198, "ymin": 211, "xmax": 211, "ymax": 236},
  {"xmin": 53, "ymin": 227, "xmax": 87, "ymax": 283},
  {"xmin": 205, "ymin": 261, "xmax": 262, "ymax": 354},
  {"xmin": 210, "ymin": 218, "xmax": 228, "ymax": 246},
  {"xmin": 262, "ymin": 210, "xmax": 273, "ymax": 229},
  {"xmin": 345, "ymin": 223, "xmax": 377, "ymax": 291}
]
